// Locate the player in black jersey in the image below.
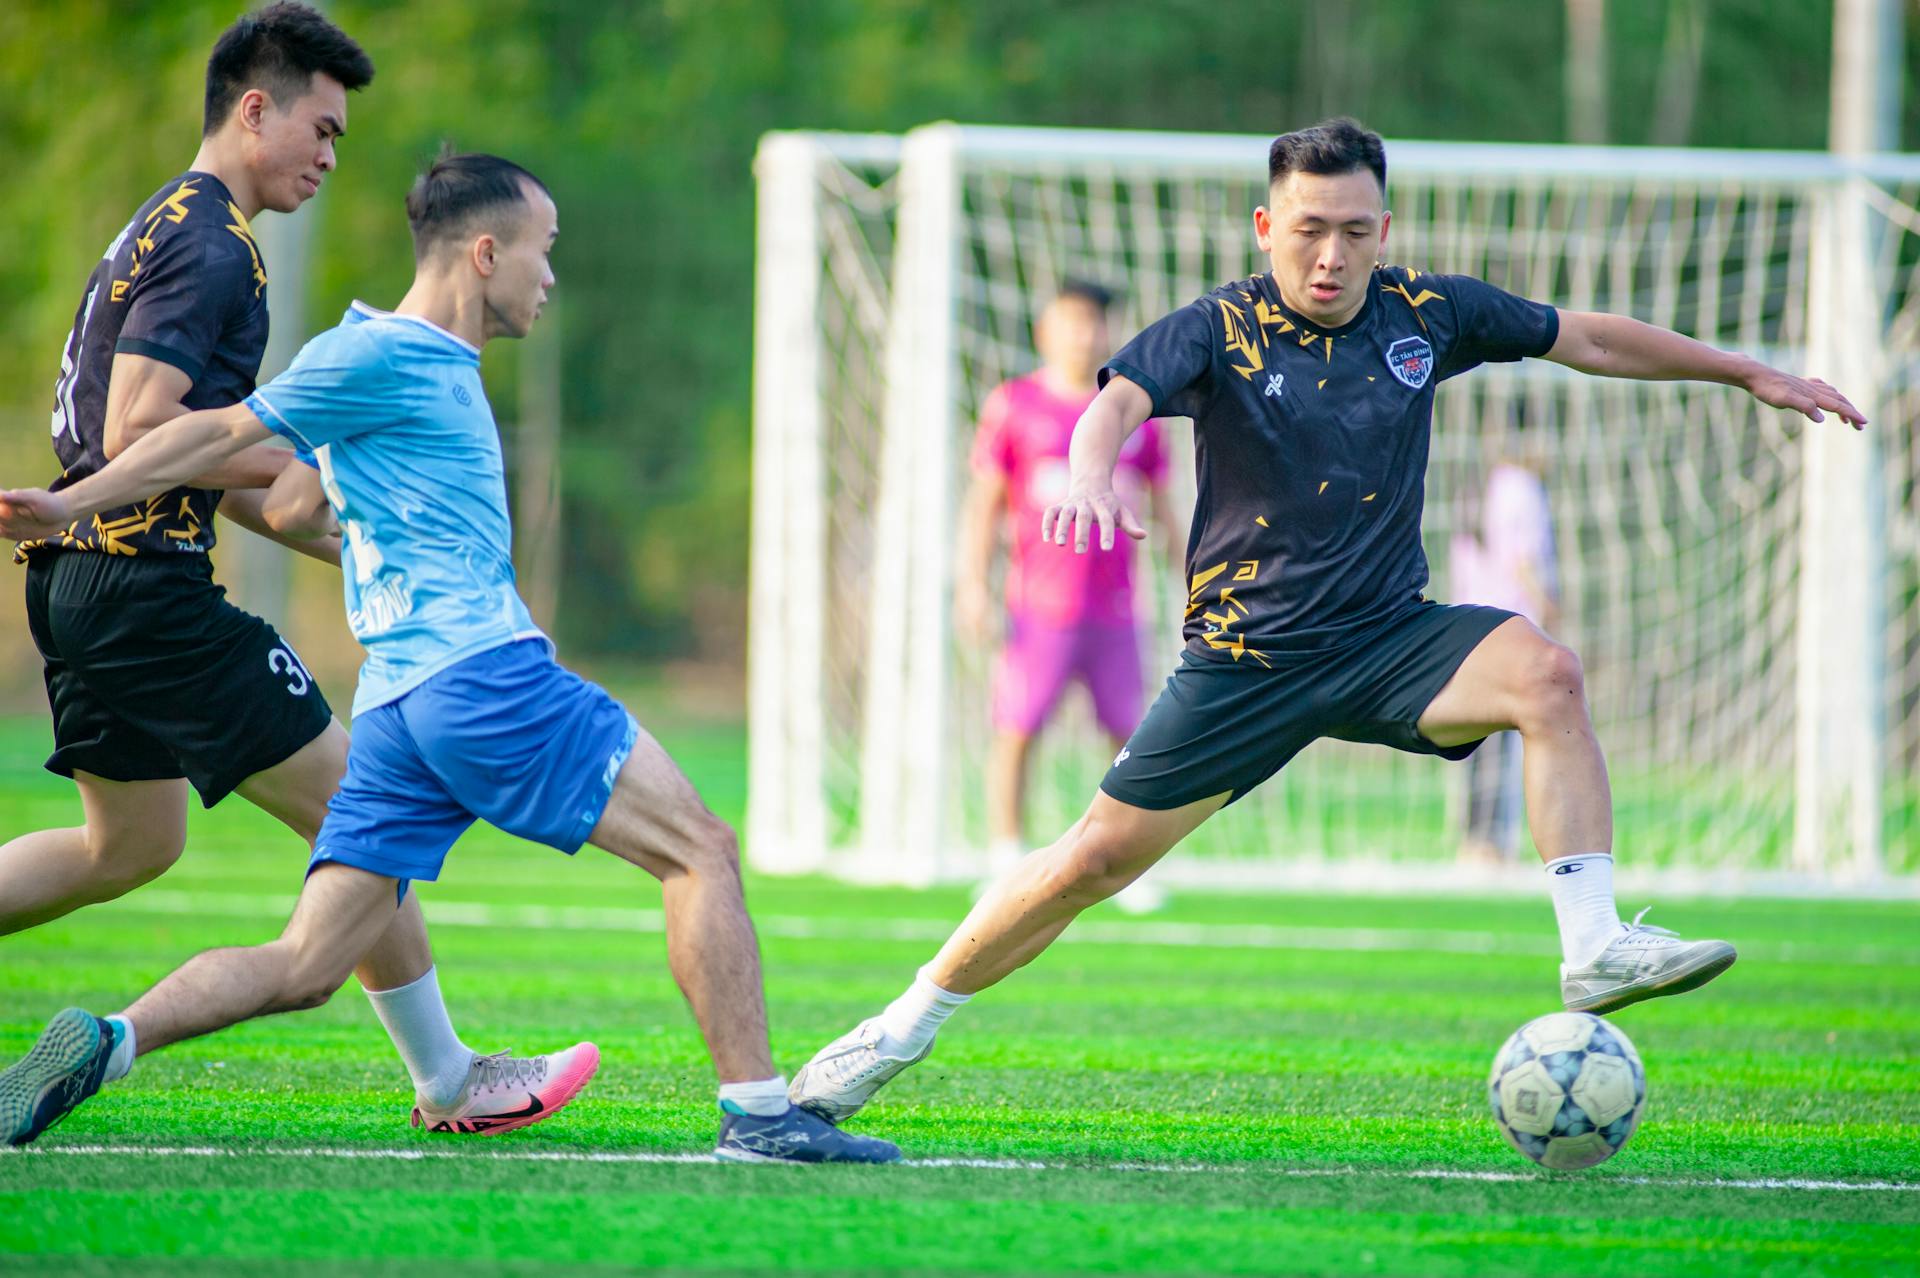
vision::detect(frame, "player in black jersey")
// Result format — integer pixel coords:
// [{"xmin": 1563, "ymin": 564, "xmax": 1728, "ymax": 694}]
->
[
  {"xmin": 1, "ymin": 4, "xmax": 590, "ymax": 1139},
  {"xmin": 788, "ymin": 118, "xmax": 1867, "ymax": 1125}
]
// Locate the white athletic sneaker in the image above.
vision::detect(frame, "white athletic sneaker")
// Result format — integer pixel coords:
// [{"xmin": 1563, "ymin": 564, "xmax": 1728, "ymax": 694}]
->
[
  {"xmin": 410, "ymin": 1043, "xmax": 600, "ymax": 1135},
  {"xmin": 1560, "ymin": 908, "xmax": 1737, "ymax": 1015},
  {"xmin": 787, "ymin": 1017, "xmax": 930, "ymax": 1124}
]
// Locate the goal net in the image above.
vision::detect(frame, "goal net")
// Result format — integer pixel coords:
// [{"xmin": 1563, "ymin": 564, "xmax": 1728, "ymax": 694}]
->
[{"xmin": 749, "ymin": 125, "xmax": 1920, "ymax": 894}]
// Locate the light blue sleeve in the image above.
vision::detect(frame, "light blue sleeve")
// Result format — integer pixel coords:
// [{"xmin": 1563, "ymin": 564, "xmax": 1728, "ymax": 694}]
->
[{"xmin": 245, "ymin": 325, "xmax": 409, "ymax": 453}]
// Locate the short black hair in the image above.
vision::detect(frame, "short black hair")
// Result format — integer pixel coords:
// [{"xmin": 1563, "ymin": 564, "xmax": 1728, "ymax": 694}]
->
[
  {"xmin": 1267, "ymin": 117, "xmax": 1387, "ymax": 193},
  {"xmin": 1056, "ymin": 279, "xmax": 1115, "ymax": 312},
  {"xmin": 406, "ymin": 149, "xmax": 551, "ymax": 259},
  {"xmin": 203, "ymin": 3, "xmax": 374, "ymax": 137}
]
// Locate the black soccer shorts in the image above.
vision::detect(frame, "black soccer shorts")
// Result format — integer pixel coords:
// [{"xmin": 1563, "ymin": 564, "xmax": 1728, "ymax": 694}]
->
[
  {"xmin": 1100, "ymin": 602, "xmax": 1518, "ymax": 811},
  {"xmin": 24, "ymin": 549, "xmax": 334, "ymax": 807}
]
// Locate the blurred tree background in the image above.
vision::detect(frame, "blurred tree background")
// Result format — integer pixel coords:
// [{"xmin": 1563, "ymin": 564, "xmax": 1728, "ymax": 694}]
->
[{"xmin": 0, "ymin": 0, "xmax": 1913, "ymax": 707}]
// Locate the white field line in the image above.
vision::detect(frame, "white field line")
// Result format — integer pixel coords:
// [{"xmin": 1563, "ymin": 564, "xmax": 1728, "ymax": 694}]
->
[
  {"xmin": 116, "ymin": 890, "xmax": 1914, "ymax": 965},
  {"xmin": 19, "ymin": 1144, "xmax": 1919, "ymax": 1193}
]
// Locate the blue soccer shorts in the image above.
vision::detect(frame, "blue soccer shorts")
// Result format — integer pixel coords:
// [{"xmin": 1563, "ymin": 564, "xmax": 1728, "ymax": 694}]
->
[{"xmin": 310, "ymin": 638, "xmax": 639, "ymax": 892}]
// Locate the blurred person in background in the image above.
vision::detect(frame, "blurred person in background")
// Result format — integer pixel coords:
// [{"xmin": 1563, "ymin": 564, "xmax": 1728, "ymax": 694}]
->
[
  {"xmin": 954, "ymin": 281, "xmax": 1181, "ymax": 913},
  {"xmin": 1449, "ymin": 425, "xmax": 1561, "ymax": 866}
]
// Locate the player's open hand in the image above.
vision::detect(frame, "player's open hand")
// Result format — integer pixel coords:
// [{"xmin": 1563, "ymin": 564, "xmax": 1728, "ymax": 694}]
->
[
  {"xmin": 1041, "ymin": 484, "xmax": 1147, "ymax": 554},
  {"xmin": 1746, "ymin": 368, "xmax": 1867, "ymax": 429},
  {"xmin": 0, "ymin": 488, "xmax": 74, "ymax": 540}
]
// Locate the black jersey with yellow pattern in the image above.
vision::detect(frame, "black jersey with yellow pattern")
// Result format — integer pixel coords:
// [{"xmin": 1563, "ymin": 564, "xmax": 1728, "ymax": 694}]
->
[
  {"xmin": 1101, "ymin": 265, "xmax": 1558, "ymax": 664},
  {"xmin": 23, "ymin": 171, "xmax": 269, "ymax": 560}
]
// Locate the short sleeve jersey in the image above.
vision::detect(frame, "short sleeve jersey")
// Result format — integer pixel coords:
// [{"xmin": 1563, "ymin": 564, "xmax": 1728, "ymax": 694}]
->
[
  {"xmin": 969, "ymin": 373, "xmax": 1169, "ymax": 626},
  {"xmin": 32, "ymin": 172, "xmax": 269, "ymax": 557},
  {"xmin": 246, "ymin": 303, "xmax": 546, "ymax": 715},
  {"xmin": 1101, "ymin": 266, "xmax": 1557, "ymax": 664}
]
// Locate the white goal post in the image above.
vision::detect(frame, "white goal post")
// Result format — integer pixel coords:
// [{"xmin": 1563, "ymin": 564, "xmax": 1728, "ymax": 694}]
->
[{"xmin": 748, "ymin": 124, "xmax": 1920, "ymax": 895}]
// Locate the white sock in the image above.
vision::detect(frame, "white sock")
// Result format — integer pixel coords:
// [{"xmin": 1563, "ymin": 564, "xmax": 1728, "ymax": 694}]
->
[
  {"xmin": 1545, "ymin": 853, "xmax": 1625, "ymax": 968},
  {"xmin": 718, "ymin": 1076, "xmax": 790, "ymax": 1117},
  {"xmin": 363, "ymin": 967, "xmax": 475, "ymax": 1108},
  {"xmin": 102, "ymin": 1014, "xmax": 136, "ymax": 1084},
  {"xmin": 876, "ymin": 966, "xmax": 971, "ymax": 1056}
]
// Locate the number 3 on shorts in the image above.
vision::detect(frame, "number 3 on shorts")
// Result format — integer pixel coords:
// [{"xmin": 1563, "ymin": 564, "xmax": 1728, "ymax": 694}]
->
[{"xmin": 268, "ymin": 643, "xmax": 313, "ymax": 697}]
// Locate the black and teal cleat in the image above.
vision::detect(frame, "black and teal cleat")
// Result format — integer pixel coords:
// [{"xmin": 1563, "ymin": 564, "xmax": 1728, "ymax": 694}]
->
[
  {"xmin": 1, "ymin": 1007, "xmax": 116, "ymax": 1147},
  {"xmin": 715, "ymin": 1102, "xmax": 903, "ymax": 1164}
]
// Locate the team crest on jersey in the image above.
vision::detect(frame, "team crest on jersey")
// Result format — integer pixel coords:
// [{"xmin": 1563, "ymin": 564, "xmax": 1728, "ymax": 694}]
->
[{"xmin": 1385, "ymin": 336, "xmax": 1434, "ymax": 389}]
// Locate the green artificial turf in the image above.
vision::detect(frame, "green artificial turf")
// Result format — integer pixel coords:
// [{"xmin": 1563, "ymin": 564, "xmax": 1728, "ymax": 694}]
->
[{"xmin": 0, "ymin": 713, "xmax": 1914, "ymax": 1276}]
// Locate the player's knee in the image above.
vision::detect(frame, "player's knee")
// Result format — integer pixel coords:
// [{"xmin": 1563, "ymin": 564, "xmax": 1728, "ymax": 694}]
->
[
  {"xmin": 280, "ymin": 967, "xmax": 347, "ymax": 1012},
  {"xmin": 83, "ymin": 826, "xmax": 185, "ymax": 895},
  {"xmin": 991, "ymin": 729, "xmax": 1035, "ymax": 761},
  {"xmin": 274, "ymin": 942, "xmax": 353, "ymax": 1012},
  {"xmin": 1515, "ymin": 641, "xmax": 1588, "ymax": 727},
  {"xmin": 683, "ymin": 817, "xmax": 741, "ymax": 880},
  {"xmin": 1047, "ymin": 826, "xmax": 1151, "ymax": 905}
]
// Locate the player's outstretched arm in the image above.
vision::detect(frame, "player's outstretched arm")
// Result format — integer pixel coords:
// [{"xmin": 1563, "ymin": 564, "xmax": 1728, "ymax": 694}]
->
[
  {"xmin": 105, "ymin": 352, "xmax": 317, "ymax": 490},
  {"xmin": 258, "ymin": 460, "xmax": 337, "ymax": 541},
  {"xmin": 0, "ymin": 402, "xmax": 272, "ymax": 540},
  {"xmin": 220, "ymin": 487, "xmax": 342, "ymax": 567},
  {"xmin": 1545, "ymin": 310, "xmax": 1867, "ymax": 429},
  {"xmin": 1041, "ymin": 375, "xmax": 1153, "ymax": 554}
]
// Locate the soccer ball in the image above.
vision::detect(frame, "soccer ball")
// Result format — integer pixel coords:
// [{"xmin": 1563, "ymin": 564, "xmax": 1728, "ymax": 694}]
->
[{"xmin": 1487, "ymin": 1012, "xmax": 1645, "ymax": 1170}]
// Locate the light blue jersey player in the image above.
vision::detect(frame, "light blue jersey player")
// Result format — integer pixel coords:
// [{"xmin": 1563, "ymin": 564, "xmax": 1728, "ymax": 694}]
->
[
  {"xmin": 253, "ymin": 301, "xmax": 549, "ymax": 717},
  {"xmin": 0, "ymin": 152, "xmax": 898, "ymax": 1164},
  {"xmin": 250, "ymin": 299, "xmax": 628, "ymax": 888}
]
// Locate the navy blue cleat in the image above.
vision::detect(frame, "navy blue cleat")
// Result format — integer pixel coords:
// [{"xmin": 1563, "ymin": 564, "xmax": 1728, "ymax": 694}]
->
[
  {"xmin": 714, "ymin": 1102, "xmax": 902, "ymax": 1164},
  {"xmin": 1, "ymin": 1008, "xmax": 117, "ymax": 1147}
]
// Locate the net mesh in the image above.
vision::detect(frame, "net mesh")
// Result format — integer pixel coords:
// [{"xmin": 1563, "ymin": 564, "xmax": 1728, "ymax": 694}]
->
[
  {"xmin": 765, "ymin": 132, "xmax": 1919, "ymax": 886},
  {"xmin": 811, "ymin": 155, "xmax": 901, "ymax": 849}
]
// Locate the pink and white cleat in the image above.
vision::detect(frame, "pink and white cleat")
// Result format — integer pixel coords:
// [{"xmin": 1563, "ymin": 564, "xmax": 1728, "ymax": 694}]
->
[{"xmin": 410, "ymin": 1043, "xmax": 600, "ymax": 1136}]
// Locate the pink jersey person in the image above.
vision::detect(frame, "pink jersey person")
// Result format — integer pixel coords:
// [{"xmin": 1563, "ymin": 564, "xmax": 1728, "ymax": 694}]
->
[
  {"xmin": 1450, "ymin": 455, "xmax": 1560, "ymax": 863},
  {"xmin": 955, "ymin": 283, "xmax": 1178, "ymax": 886},
  {"xmin": 1451, "ymin": 460, "xmax": 1559, "ymax": 626},
  {"xmin": 972, "ymin": 376, "xmax": 1169, "ymax": 736}
]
